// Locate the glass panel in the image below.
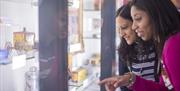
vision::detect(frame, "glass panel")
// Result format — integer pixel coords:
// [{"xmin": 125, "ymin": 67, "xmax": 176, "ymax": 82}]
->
[
  {"xmin": 68, "ymin": 0, "xmax": 101, "ymax": 91},
  {"xmin": 0, "ymin": 0, "xmax": 39, "ymax": 91}
]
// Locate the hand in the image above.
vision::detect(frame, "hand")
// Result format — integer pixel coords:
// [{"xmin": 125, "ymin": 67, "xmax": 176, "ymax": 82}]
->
[
  {"xmin": 104, "ymin": 82, "xmax": 116, "ymax": 91},
  {"xmin": 113, "ymin": 73, "xmax": 132, "ymax": 88},
  {"xmin": 98, "ymin": 76, "xmax": 121, "ymax": 91}
]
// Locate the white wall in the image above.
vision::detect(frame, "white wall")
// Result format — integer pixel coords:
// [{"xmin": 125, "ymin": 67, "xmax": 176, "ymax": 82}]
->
[
  {"xmin": 0, "ymin": 0, "xmax": 38, "ymax": 41},
  {"xmin": 71, "ymin": 10, "xmax": 101, "ymax": 68},
  {"xmin": 71, "ymin": 38, "xmax": 100, "ymax": 68}
]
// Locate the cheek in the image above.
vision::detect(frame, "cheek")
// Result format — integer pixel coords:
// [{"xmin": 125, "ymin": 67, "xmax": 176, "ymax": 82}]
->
[
  {"xmin": 129, "ymin": 29, "xmax": 136, "ymax": 36},
  {"xmin": 128, "ymin": 31, "xmax": 136, "ymax": 41},
  {"xmin": 141, "ymin": 22, "xmax": 150, "ymax": 33},
  {"xmin": 131, "ymin": 33, "xmax": 137, "ymax": 41},
  {"xmin": 140, "ymin": 23, "xmax": 147, "ymax": 30},
  {"xmin": 147, "ymin": 29, "xmax": 153, "ymax": 39},
  {"xmin": 146, "ymin": 22, "xmax": 153, "ymax": 35},
  {"xmin": 143, "ymin": 27, "xmax": 153, "ymax": 41}
]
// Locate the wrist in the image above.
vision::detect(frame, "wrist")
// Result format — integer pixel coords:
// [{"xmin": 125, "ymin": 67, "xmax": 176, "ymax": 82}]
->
[{"xmin": 125, "ymin": 72, "xmax": 136, "ymax": 88}]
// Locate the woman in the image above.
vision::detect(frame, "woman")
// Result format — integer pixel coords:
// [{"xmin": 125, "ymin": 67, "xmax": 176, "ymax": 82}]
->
[
  {"xmin": 99, "ymin": 0, "xmax": 180, "ymax": 91},
  {"xmin": 102, "ymin": 3, "xmax": 160, "ymax": 91}
]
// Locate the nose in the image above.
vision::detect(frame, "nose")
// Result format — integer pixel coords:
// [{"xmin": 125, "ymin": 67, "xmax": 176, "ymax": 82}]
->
[
  {"xmin": 119, "ymin": 30, "xmax": 125, "ymax": 38},
  {"xmin": 132, "ymin": 22, "xmax": 137, "ymax": 31}
]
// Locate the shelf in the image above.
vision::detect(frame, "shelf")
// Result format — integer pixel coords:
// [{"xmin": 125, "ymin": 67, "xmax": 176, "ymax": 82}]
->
[
  {"xmin": 69, "ymin": 73, "xmax": 98, "ymax": 91},
  {"xmin": 83, "ymin": 9, "xmax": 100, "ymax": 12},
  {"xmin": 83, "ymin": 37, "xmax": 100, "ymax": 39},
  {"xmin": 69, "ymin": 64, "xmax": 100, "ymax": 91}
]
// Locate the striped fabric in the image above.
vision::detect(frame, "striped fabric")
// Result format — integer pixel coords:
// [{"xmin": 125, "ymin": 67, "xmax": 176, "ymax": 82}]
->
[
  {"xmin": 129, "ymin": 46, "xmax": 158, "ymax": 81},
  {"xmin": 161, "ymin": 62, "xmax": 174, "ymax": 90}
]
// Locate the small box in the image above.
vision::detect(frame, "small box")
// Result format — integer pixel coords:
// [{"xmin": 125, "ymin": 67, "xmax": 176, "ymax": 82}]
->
[
  {"xmin": 71, "ymin": 67, "xmax": 87, "ymax": 82},
  {"xmin": 13, "ymin": 31, "xmax": 35, "ymax": 51},
  {"xmin": 90, "ymin": 53, "xmax": 100, "ymax": 66}
]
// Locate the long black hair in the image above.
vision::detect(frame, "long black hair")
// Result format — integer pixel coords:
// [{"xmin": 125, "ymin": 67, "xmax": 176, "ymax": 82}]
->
[
  {"xmin": 117, "ymin": 4, "xmax": 153, "ymax": 65},
  {"xmin": 130, "ymin": 0, "xmax": 180, "ymax": 59}
]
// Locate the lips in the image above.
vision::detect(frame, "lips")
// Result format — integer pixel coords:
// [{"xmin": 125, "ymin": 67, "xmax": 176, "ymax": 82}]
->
[
  {"xmin": 135, "ymin": 30, "xmax": 144, "ymax": 37},
  {"xmin": 124, "ymin": 36, "xmax": 129, "ymax": 41},
  {"xmin": 137, "ymin": 32, "xmax": 143, "ymax": 37}
]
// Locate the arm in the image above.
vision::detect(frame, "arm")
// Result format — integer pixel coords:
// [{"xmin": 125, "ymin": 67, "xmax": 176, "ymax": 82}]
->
[
  {"xmin": 131, "ymin": 33, "xmax": 180, "ymax": 91},
  {"xmin": 99, "ymin": 72, "xmax": 168, "ymax": 91},
  {"xmin": 131, "ymin": 76, "xmax": 168, "ymax": 91},
  {"xmin": 162, "ymin": 34, "xmax": 180, "ymax": 91}
]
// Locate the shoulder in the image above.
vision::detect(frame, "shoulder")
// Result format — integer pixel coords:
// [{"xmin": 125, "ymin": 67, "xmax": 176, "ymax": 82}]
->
[
  {"xmin": 163, "ymin": 32, "xmax": 180, "ymax": 62},
  {"xmin": 164, "ymin": 32, "xmax": 180, "ymax": 51}
]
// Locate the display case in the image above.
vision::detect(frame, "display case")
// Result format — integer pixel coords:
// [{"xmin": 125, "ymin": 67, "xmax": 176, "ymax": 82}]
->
[
  {"xmin": 0, "ymin": 0, "xmax": 39, "ymax": 91},
  {"xmin": 68, "ymin": 0, "xmax": 101, "ymax": 91},
  {"xmin": 0, "ymin": 17, "xmax": 12, "ymax": 64},
  {"xmin": 68, "ymin": 0, "xmax": 84, "ymax": 54},
  {"xmin": 1, "ymin": 0, "xmax": 117, "ymax": 91}
]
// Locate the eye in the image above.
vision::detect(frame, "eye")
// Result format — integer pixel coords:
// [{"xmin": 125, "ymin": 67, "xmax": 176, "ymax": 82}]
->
[
  {"xmin": 116, "ymin": 24, "xmax": 129, "ymax": 33},
  {"xmin": 134, "ymin": 16, "xmax": 141, "ymax": 21},
  {"xmin": 121, "ymin": 26, "xmax": 128, "ymax": 30}
]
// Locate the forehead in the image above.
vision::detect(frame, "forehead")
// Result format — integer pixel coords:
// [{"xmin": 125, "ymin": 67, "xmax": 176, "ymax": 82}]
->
[
  {"xmin": 131, "ymin": 6, "xmax": 147, "ymax": 17},
  {"xmin": 116, "ymin": 16, "xmax": 131, "ymax": 24}
]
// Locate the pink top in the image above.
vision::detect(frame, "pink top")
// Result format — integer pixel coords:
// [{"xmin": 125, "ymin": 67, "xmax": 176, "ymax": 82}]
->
[{"xmin": 131, "ymin": 32, "xmax": 180, "ymax": 91}]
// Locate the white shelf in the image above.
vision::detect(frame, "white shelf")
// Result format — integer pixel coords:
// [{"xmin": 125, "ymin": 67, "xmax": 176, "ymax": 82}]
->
[{"xmin": 69, "ymin": 65, "xmax": 100, "ymax": 91}]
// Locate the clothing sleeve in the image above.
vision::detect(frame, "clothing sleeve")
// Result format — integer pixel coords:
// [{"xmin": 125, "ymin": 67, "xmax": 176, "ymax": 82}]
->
[
  {"xmin": 131, "ymin": 76, "xmax": 168, "ymax": 91},
  {"xmin": 162, "ymin": 35, "xmax": 180, "ymax": 91}
]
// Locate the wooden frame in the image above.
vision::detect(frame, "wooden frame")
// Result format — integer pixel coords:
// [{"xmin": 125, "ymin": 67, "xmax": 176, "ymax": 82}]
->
[{"xmin": 68, "ymin": 0, "xmax": 84, "ymax": 53}]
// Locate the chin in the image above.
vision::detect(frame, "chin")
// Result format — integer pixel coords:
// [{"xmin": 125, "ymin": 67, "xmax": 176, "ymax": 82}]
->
[
  {"xmin": 142, "ymin": 37, "xmax": 149, "ymax": 41},
  {"xmin": 127, "ymin": 41, "xmax": 133, "ymax": 45}
]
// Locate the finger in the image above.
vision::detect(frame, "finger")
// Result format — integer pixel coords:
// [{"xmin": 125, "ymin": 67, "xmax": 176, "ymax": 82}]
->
[
  {"xmin": 106, "ymin": 83, "xmax": 116, "ymax": 91},
  {"xmin": 114, "ymin": 78, "xmax": 123, "ymax": 88},
  {"xmin": 105, "ymin": 84, "xmax": 110, "ymax": 91},
  {"xmin": 98, "ymin": 77, "xmax": 116, "ymax": 85},
  {"xmin": 98, "ymin": 79, "xmax": 111, "ymax": 85},
  {"xmin": 105, "ymin": 83, "xmax": 115, "ymax": 91}
]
